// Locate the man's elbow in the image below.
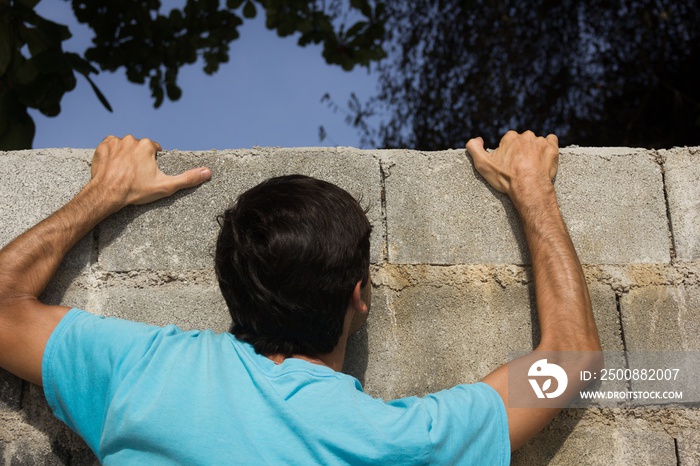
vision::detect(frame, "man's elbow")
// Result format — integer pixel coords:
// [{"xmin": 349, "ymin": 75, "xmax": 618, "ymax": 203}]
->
[
  {"xmin": 581, "ymin": 347, "xmax": 604, "ymax": 373},
  {"xmin": 0, "ymin": 293, "xmax": 37, "ymax": 316},
  {"xmin": 537, "ymin": 331, "xmax": 604, "ymax": 385}
]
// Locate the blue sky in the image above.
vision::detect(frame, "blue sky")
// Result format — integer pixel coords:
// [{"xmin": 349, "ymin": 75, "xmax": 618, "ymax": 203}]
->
[{"xmin": 30, "ymin": 2, "xmax": 379, "ymax": 150}]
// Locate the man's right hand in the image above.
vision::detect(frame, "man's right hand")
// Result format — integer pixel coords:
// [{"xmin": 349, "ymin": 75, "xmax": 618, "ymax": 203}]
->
[
  {"xmin": 466, "ymin": 131, "xmax": 559, "ymax": 207},
  {"xmin": 466, "ymin": 130, "xmax": 601, "ymax": 451}
]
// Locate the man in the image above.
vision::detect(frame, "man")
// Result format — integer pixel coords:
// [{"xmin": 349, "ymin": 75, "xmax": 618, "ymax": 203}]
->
[{"xmin": 0, "ymin": 131, "xmax": 601, "ymax": 464}]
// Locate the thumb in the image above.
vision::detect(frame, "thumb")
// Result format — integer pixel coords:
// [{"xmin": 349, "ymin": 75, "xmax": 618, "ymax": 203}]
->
[
  {"xmin": 466, "ymin": 136, "xmax": 508, "ymax": 193},
  {"xmin": 466, "ymin": 136, "xmax": 495, "ymax": 174},
  {"xmin": 162, "ymin": 167, "xmax": 212, "ymax": 197},
  {"xmin": 466, "ymin": 137, "xmax": 488, "ymax": 160},
  {"xmin": 545, "ymin": 134, "xmax": 559, "ymax": 180},
  {"xmin": 174, "ymin": 167, "xmax": 212, "ymax": 189}
]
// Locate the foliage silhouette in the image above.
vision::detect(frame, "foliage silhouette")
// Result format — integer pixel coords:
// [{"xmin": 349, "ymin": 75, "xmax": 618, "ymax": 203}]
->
[
  {"xmin": 0, "ymin": 0, "xmax": 386, "ymax": 149},
  {"xmin": 350, "ymin": 0, "xmax": 699, "ymax": 150}
]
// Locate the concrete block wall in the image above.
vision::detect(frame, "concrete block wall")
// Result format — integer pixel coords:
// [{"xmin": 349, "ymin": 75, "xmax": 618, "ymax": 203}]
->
[{"xmin": 1, "ymin": 145, "xmax": 698, "ymax": 465}]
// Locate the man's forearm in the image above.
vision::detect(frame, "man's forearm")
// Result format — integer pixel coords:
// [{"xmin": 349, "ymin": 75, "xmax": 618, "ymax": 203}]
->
[
  {"xmin": 469, "ymin": 132, "xmax": 603, "ymax": 450},
  {"xmin": 0, "ymin": 182, "xmax": 120, "ymax": 303},
  {"xmin": 0, "ymin": 136, "xmax": 209, "ymax": 385},
  {"xmin": 513, "ymin": 182, "xmax": 601, "ymax": 351}
]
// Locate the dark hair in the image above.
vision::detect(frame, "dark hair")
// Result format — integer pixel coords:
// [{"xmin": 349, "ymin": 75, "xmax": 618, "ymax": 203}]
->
[{"xmin": 215, "ymin": 175, "xmax": 372, "ymax": 357}]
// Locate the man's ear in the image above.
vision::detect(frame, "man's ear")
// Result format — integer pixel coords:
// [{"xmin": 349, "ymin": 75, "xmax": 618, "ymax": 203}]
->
[{"xmin": 350, "ymin": 280, "xmax": 369, "ymax": 314}]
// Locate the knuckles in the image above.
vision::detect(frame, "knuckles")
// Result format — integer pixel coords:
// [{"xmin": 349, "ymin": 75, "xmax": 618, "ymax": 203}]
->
[{"xmin": 95, "ymin": 134, "xmax": 161, "ymax": 158}]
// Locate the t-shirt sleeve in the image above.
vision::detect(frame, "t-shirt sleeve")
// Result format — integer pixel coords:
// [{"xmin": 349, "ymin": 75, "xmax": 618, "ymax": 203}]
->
[
  {"xmin": 42, "ymin": 309, "xmax": 169, "ymax": 453},
  {"xmin": 421, "ymin": 382, "xmax": 510, "ymax": 464}
]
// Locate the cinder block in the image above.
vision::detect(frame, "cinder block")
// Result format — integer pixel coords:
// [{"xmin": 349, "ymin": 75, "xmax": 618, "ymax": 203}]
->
[
  {"xmin": 21, "ymin": 384, "xmax": 72, "ymax": 455},
  {"xmin": 18, "ymin": 384, "xmax": 95, "ymax": 466},
  {"xmin": 619, "ymin": 286, "xmax": 700, "ymax": 402},
  {"xmin": 353, "ymin": 280, "xmax": 534, "ymax": 400},
  {"xmin": 0, "ymin": 369, "xmax": 21, "ymax": 411},
  {"xmin": 9, "ymin": 440, "xmax": 70, "ymax": 466},
  {"xmin": 588, "ymin": 283, "xmax": 623, "ymax": 352},
  {"xmin": 24, "ymin": 384, "xmax": 85, "ymax": 457},
  {"xmin": 344, "ymin": 284, "xmax": 394, "ymax": 391},
  {"xmin": 0, "ymin": 149, "xmax": 93, "ymax": 272},
  {"xmin": 530, "ymin": 282, "xmax": 624, "ymax": 354},
  {"xmin": 512, "ymin": 417, "xmax": 676, "ymax": 465},
  {"xmin": 384, "ymin": 150, "xmax": 527, "ymax": 264},
  {"xmin": 556, "ymin": 148, "xmax": 670, "ymax": 264},
  {"xmin": 39, "ymin": 275, "xmax": 91, "ymax": 310},
  {"xmin": 69, "ymin": 448, "xmax": 100, "ymax": 466},
  {"xmin": 676, "ymin": 429, "xmax": 700, "ymax": 466},
  {"xmin": 346, "ymin": 275, "xmax": 619, "ymax": 401},
  {"xmin": 21, "ymin": 382, "xmax": 104, "ymax": 465},
  {"xmin": 663, "ymin": 148, "xmax": 700, "ymax": 260},
  {"xmin": 384, "ymin": 148, "xmax": 670, "ymax": 264},
  {"xmin": 8, "ymin": 437, "xmax": 69, "ymax": 465},
  {"xmin": 94, "ymin": 283, "xmax": 231, "ymax": 332},
  {"xmin": 620, "ymin": 286, "xmax": 700, "ymax": 351},
  {"xmin": 98, "ymin": 148, "xmax": 383, "ymax": 271},
  {"xmin": 571, "ymin": 283, "xmax": 629, "ymax": 399}
]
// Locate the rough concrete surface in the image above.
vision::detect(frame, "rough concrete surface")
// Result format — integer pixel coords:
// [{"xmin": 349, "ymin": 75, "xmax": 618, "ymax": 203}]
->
[
  {"xmin": 1, "ymin": 145, "xmax": 699, "ymax": 465},
  {"xmin": 383, "ymin": 149, "xmax": 528, "ymax": 264},
  {"xmin": 98, "ymin": 148, "xmax": 384, "ymax": 271},
  {"xmin": 662, "ymin": 147, "xmax": 700, "ymax": 260},
  {"xmin": 556, "ymin": 148, "xmax": 671, "ymax": 264},
  {"xmin": 0, "ymin": 149, "xmax": 93, "ymax": 272},
  {"xmin": 512, "ymin": 416, "xmax": 678, "ymax": 465},
  {"xmin": 95, "ymin": 282, "xmax": 231, "ymax": 332},
  {"xmin": 0, "ymin": 370, "xmax": 21, "ymax": 412},
  {"xmin": 676, "ymin": 429, "xmax": 700, "ymax": 466},
  {"xmin": 384, "ymin": 148, "xmax": 670, "ymax": 265},
  {"xmin": 621, "ymin": 285, "xmax": 700, "ymax": 351}
]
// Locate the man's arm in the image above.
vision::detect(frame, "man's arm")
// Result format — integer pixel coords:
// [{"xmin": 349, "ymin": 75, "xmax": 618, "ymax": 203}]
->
[
  {"xmin": 0, "ymin": 135, "xmax": 211, "ymax": 386},
  {"xmin": 466, "ymin": 131, "xmax": 602, "ymax": 450}
]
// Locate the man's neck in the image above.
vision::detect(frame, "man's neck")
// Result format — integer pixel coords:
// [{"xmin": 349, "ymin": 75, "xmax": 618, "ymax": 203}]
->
[
  {"xmin": 266, "ymin": 333, "xmax": 348, "ymax": 372},
  {"xmin": 264, "ymin": 304, "xmax": 358, "ymax": 372}
]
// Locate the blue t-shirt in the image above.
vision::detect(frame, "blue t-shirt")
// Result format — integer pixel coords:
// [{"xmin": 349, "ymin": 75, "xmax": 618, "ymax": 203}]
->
[{"xmin": 43, "ymin": 309, "xmax": 510, "ymax": 465}]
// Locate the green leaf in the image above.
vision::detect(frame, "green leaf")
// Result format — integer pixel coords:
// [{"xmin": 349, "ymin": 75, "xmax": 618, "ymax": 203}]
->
[
  {"xmin": 375, "ymin": 2, "xmax": 386, "ymax": 18},
  {"xmin": 166, "ymin": 83, "xmax": 182, "ymax": 101},
  {"xmin": 350, "ymin": 0, "xmax": 372, "ymax": 18},
  {"xmin": 278, "ymin": 19, "xmax": 295, "ymax": 36},
  {"xmin": 346, "ymin": 21, "xmax": 368, "ymax": 38},
  {"xmin": 14, "ymin": 61, "xmax": 39, "ymax": 85},
  {"xmin": 0, "ymin": 120, "xmax": 35, "ymax": 150},
  {"xmin": 31, "ymin": 49, "xmax": 71, "ymax": 74},
  {"xmin": 40, "ymin": 101, "xmax": 60, "ymax": 117},
  {"xmin": 242, "ymin": 1, "xmax": 256, "ymax": 19},
  {"xmin": 0, "ymin": 101, "xmax": 35, "ymax": 150},
  {"xmin": 20, "ymin": 27, "xmax": 48, "ymax": 56},
  {"xmin": 82, "ymin": 73, "xmax": 113, "ymax": 112},
  {"xmin": 150, "ymin": 74, "xmax": 164, "ymax": 108},
  {"xmin": 65, "ymin": 52, "xmax": 98, "ymax": 75},
  {"xmin": 169, "ymin": 8, "xmax": 183, "ymax": 24},
  {"xmin": 17, "ymin": 0, "xmax": 40, "ymax": 8}
]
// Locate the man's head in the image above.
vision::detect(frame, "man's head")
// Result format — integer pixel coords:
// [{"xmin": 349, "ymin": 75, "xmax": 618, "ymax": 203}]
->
[{"xmin": 215, "ymin": 175, "xmax": 372, "ymax": 357}]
